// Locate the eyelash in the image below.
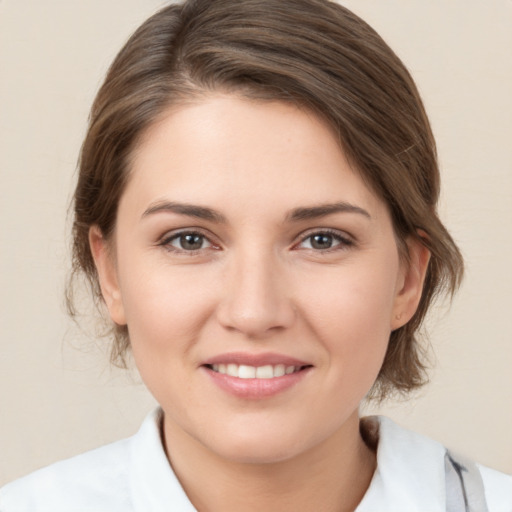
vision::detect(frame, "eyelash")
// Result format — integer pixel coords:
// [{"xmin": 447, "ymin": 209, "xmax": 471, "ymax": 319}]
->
[
  {"xmin": 158, "ymin": 228, "xmax": 354, "ymax": 255},
  {"xmin": 158, "ymin": 229, "xmax": 218, "ymax": 255},
  {"xmin": 294, "ymin": 229, "xmax": 354, "ymax": 253}
]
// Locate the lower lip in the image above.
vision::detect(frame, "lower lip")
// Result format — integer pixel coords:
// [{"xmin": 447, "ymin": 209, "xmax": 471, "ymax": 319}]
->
[{"xmin": 203, "ymin": 366, "xmax": 311, "ymax": 399}]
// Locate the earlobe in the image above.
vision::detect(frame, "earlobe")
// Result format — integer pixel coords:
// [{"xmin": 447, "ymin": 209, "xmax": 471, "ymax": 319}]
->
[
  {"xmin": 89, "ymin": 226, "xmax": 127, "ymax": 326},
  {"xmin": 391, "ymin": 236, "xmax": 431, "ymax": 330}
]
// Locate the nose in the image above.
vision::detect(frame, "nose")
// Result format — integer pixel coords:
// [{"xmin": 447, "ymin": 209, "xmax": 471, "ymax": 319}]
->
[{"xmin": 215, "ymin": 249, "xmax": 296, "ymax": 338}]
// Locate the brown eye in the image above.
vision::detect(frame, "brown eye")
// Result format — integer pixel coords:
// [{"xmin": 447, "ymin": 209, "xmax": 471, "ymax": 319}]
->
[
  {"xmin": 165, "ymin": 232, "xmax": 212, "ymax": 252},
  {"xmin": 297, "ymin": 230, "xmax": 353, "ymax": 251},
  {"xmin": 310, "ymin": 233, "xmax": 335, "ymax": 249}
]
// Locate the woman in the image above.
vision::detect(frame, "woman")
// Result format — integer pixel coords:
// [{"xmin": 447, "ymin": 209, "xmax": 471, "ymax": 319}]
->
[{"xmin": 1, "ymin": 0, "xmax": 510, "ymax": 510}]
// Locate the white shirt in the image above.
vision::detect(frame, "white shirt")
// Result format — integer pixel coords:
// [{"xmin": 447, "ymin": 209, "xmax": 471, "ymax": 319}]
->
[{"xmin": 1, "ymin": 409, "xmax": 510, "ymax": 511}]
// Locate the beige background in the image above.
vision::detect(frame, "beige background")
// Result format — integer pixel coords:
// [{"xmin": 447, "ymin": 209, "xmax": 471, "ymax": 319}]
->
[{"xmin": 1, "ymin": 0, "xmax": 511, "ymax": 486}]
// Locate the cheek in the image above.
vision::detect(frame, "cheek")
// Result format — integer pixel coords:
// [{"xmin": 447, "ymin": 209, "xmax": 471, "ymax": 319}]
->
[
  {"xmin": 297, "ymin": 261, "xmax": 398, "ymax": 375},
  {"xmin": 118, "ymin": 264, "xmax": 220, "ymax": 408},
  {"xmin": 117, "ymin": 257, "xmax": 217, "ymax": 358}
]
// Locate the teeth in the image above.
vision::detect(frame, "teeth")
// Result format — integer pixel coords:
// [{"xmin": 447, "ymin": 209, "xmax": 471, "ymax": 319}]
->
[
  {"xmin": 226, "ymin": 363, "xmax": 238, "ymax": 377},
  {"xmin": 210, "ymin": 363, "xmax": 302, "ymax": 379},
  {"xmin": 256, "ymin": 365, "xmax": 273, "ymax": 379},
  {"xmin": 239, "ymin": 365, "xmax": 256, "ymax": 379},
  {"xmin": 274, "ymin": 364, "xmax": 285, "ymax": 377}
]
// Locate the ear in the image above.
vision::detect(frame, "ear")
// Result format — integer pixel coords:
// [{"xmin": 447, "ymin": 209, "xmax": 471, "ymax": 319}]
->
[
  {"xmin": 89, "ymin": 225, "xmax": 127, "ymax": 326},
  {"xmin": 391, "ymin": 235, "xmax": 431, "ymax": 330}
]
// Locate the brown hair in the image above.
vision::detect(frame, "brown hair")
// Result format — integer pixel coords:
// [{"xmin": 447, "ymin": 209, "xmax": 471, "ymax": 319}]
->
[{"xmin": 69, "ymin": 0, "xmax": 463, "ymax": 400}]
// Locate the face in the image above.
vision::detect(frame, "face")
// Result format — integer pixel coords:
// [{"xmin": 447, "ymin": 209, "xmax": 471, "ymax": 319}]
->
[{"xmin": 91, "ymin": 95, "xmax": 427, "ymax": 464}]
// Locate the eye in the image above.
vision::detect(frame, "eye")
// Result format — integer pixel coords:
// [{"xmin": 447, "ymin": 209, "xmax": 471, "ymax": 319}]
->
[
  {"xmin": 161, "ymin": 231, "xmax": 214, "ymax": 252},
  {"xmin": 297, "ymin": 230, "xmax": 353, "ymax": 251}
]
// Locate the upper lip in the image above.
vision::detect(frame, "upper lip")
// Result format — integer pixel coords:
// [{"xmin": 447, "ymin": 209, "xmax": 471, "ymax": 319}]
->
[{"xmin": 202, "ymin": 352, "xmax": 311, "ymax": 368}]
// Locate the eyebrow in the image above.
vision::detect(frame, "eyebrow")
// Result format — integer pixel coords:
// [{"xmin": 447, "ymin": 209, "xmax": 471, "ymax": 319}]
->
[
  {"xmin": 142, "ymin": 201, "xmax": 227, "ymax": 223},
  {"xmin": 141, "ymin": 200, "xmax": 371, "ymax": 223},
  {"xmin": 285, "ymin": 202, "xmax": 371, "ymax": 222}
]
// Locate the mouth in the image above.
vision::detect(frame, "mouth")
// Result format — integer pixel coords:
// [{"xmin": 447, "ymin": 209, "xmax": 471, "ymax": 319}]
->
[
  {"xmin": 201, "ymin": 354, "xmax": 313, "ymax": 399},
  {"xmin": 205, "ymin": 363, "xmax": 311, "ymax": 379}
]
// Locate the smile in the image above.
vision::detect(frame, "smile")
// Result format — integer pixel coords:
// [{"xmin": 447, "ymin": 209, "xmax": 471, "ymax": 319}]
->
[
  {"xmin": 203, "ymin": 356, "xmax": 313, "ymax": 399},
  {"xmin": 209, "ymin": 363, "xmax": 303, "ymax": 379}
]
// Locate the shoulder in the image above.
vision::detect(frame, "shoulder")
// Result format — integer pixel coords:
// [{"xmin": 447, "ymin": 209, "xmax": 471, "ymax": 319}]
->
[
  {"xmin": 0, "ymin": 408, "xmax": 195, "ymax": 512},
  {"xmin": 358, "ymin": 416, "xmax": 512, "ymax": 512},
  {"xmin": 0, "ymin": 437, "xmax": 133, "ymax": 512},
  {"xmin": 478, "ymin": 463, "xmax": 512, "ymax": 512}
]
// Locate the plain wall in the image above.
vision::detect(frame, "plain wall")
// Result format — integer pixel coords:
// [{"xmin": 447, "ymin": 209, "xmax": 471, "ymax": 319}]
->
[{"xmin": 1, "ymin": 0, "xmax": 511, "ymax": 486}]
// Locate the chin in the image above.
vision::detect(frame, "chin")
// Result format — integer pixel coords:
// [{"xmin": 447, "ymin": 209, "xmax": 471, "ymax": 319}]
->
[
  {"xmin": 198, "ymin": 419, "xmax": 322, "ymax": 465},
  {"xmin": 213, "ymin": 436, "xmax": 303, "ymax": 465}
]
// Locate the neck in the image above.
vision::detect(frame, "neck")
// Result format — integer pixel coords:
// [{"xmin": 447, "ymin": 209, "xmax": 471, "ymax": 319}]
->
[{"xmin": 163, "ymin": 411, "xmax": 376, "ymax": 512}]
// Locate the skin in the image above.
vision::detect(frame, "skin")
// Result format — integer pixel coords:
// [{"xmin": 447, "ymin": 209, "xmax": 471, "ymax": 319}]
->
[{"xmin": 90, "ymin": 95, "xmax": 430, "ymax": 512}]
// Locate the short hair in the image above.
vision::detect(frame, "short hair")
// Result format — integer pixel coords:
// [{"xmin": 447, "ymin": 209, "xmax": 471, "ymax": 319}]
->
[{"xmin": 68, "ymin": 0, "xmax": 464, "ymax": 400}]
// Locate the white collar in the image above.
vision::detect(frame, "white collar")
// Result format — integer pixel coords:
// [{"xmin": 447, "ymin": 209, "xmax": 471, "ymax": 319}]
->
[
  {"xmin": 129, "ymin": 409, "xmax": 196, "ymax": 511},
  {"xmin": 356, "ymin": 416, "xmax": 446, "ymax": 511},
  {"xmin": 129, "ymin": 409, "xmax": 447, "ymax": 511}
]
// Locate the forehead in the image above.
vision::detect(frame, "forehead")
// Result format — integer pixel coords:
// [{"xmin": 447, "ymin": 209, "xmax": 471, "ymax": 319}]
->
[{"xmin": 124, "ymin": 95, "xmax": 387, "ymax": 223}]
